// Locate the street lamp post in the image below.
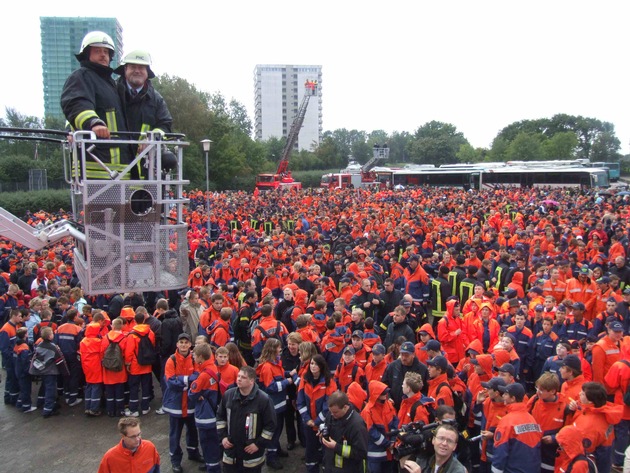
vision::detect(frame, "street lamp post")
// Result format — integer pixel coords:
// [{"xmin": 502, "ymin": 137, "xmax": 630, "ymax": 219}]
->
[{"xmin": 200, "ymin": 139, "xmax": 212, "ymax": 238}]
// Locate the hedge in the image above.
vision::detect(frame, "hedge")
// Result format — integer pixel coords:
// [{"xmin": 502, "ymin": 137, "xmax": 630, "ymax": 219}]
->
[{"xmin": 0, "ymin": 189, "xmax": 72, "ymax": 218}]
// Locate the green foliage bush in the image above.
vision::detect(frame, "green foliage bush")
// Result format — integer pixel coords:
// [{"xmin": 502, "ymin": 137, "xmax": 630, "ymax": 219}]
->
[{"xmin": 0, "ymin": 189, "xmax": 72, "ymax": 218}]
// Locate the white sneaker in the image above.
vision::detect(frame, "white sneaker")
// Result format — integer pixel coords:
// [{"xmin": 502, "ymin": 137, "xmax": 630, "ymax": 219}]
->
[
  {"xmin": 68, "ymin": 399, "xmax": 83, "ymax": 407},
  {"xmin": 23, "ymin": 406, "xmax": 37, "ymax": 413},
  {"xmin": 124, "ymin": 409, "xmax": 140, "ymax": 417},
  {"xmin": 155, "ymin": 407, "xmax": 165, "ymax": 415},
  {"xmin": 142, "ymin": 407, "xmax": 151, "ymax": 415}
]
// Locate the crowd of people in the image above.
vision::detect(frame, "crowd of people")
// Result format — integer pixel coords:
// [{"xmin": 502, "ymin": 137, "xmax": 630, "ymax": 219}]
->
[
  {"xmin": 2, "ymin": 28, "xmax": 630, "ymax": 473},
  {"xmin": 1, "ymin": 182, "xmax": 630, "ymax": 473}
]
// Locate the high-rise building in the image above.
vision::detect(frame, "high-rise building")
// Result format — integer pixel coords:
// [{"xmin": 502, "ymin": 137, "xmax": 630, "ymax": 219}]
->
[
  {"xmin": 40, "ymin": 17, "xmax": 123, "ymax": 120},
  {"xmin": 254, "ymin": 65, "xmax": 322, "ymax": 151}
]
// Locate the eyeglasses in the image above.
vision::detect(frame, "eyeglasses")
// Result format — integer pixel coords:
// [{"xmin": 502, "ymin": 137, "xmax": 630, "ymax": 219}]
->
[
  {"xmin": 125, "ymin": 431, "xmax": 142, "ymax": 440},
  {"xmin": 434, "ymin": 436, "xmax": 457, "ymax": 446}
]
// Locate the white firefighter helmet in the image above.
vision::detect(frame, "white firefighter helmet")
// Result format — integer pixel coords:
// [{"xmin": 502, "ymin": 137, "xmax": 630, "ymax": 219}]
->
[
  {"xmin": 76, "ymin": 31, "xmax": 115, "ymax": 61},
  {"xmin": 114, "ymin": 50, "xmax": 155, "ymax": 78}
]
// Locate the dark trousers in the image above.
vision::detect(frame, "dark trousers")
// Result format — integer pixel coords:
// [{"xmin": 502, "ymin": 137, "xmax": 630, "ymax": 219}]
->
[
  {"xmin": 2, "ymin": 355, "xmax": 18, "ymax": 404},
  {"xmin": 84, "ymin": 382, "xmax": 102, "ymax": 412},
  {"xmin": 303, "ymin": 424, "xmax": 323, "ymax": 473},
  {"xmin": 594, "ymin": 445, "xmax": 613, "ymax": 473},
  {"xmin": 104, "ymin": 383, "xmax": 125, "ymax": 416},
  {"xmin": 63, "ymin": 354, "xmax": 81, "ymax": 403},
  {"xmin": 16, "ymin": 374, "xmax": 32, "ymax": 409},
  {"xmin": 128, "ymin": 372, "xmax": 152, "ymax": 412},
  {"xmin": 40, "ymin": 374, "xmax": 58, "ymax": 415},
  {"xmin": 223, "ymin": 460, "xmax": 261, "ymax": 473},
  {"xmin": 285, "ymin": 400, "xmax": 304, "ymax": 446},
  {"xmin": 198, "ymin": 427, "xmax": 222, "ymax": 473},
  {"xmin": 614, "ymin": 419, "xmax": 630, "ymax": 466},
  {"xmin": 267, "ymin": 411, "xmax": 285, "ymax": 461},
  {"xmin": 169, "ymin": 415, "xmax": 200, "ymax": 467},
  {"xmin": 367, "ymin": 460, "xmax": 394, "ymax": 473}
]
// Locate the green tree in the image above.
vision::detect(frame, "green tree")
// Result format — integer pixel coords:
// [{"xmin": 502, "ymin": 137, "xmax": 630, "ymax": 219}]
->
[
  {"xmin": 408, "ymin": 121, "xmax": 468, "ymax": 165},
  {"xmin": 505, "ymin": 132, "xmax": 543, "ymax": 161},
  {"xmin": 456, "ymin": 144, "xmax": 484, "ymax": 163},
  {"xmin": 590, "ymin": 130, "xmax": 622, "ymax": 162},
  {"xmin": 541, "ymin": 131, "xmax": 578, "ymax": 160}
]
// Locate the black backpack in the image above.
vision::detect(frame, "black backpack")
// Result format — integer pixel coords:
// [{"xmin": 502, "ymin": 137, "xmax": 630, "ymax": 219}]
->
[
  {"xmin": 436, "ymin": 382, "xmax": 468, "ymax": 430},
  {"xmin": 102, "ymin": 338, "xmax": 124, "ymax": 372},
  {"xmin": 255, "ymin": 321, "xmax": 284, "ymax": 348},
  {"xmin": 566, "ymin": 454, "xmax": 597, "ymax": 473},
  {"xmin": 135, "ymin": 332, "xmax": 157, "ymax": 366}
]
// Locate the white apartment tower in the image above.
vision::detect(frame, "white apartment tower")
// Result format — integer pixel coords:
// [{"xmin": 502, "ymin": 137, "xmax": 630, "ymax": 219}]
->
[{"xmin": 254, "ymin": 64, "xmax": 322, "ymax": 151}]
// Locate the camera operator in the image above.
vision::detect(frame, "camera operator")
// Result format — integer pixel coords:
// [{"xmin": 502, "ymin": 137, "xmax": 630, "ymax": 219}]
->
[
  {"xmin": 320, "ymin": 391, "xmax": 368, "ymax": 473},
  {"xmin": 401, "ymin": 424, "xmax": 467, "ymax": 473},
  {"xmin": 420, "ymin": 406, "xmax": 472, "ymax": 472}
]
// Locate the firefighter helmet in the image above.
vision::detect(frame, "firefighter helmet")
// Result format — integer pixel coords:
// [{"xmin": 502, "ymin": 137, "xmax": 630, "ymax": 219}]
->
[
  {"xmin": 76, "ymin": 31, "xmax": 115, "ymax": 61},
  {"xmin": 114, "ymin": 50, "xmax": 155, "ymax": 78}
]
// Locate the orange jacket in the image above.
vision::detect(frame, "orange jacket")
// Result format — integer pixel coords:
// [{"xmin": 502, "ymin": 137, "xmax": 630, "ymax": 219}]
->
[
  {"xmin": 79, "ymin": 323, "xmax": 104, "ymax": 384},
  {"xmin": 164, "ymin": 350, "xmax": 196, "ymax": 417},
  {"xmin": 427, "ymin": 373, "xmax": 454, "ymax": 407},
  {"xmin": 604, "ymin": 358, "xmax": 630, "ymax": 420},
  {"xmin": 573, "ymin": 402, "xmax": 624, "ymax": 450},
  {"xmin": 101, "ymin": 331, "xmax": 128, "ymax": 385},
  {"xmin": 565, "ymin": 278, "xmax": 597, "ymax": 320},
  {"xmin": 124, "ymin": 324, "xmax": 155, "ymax": 375},
  {"xmin": 591, "ymin": 335, "xmax": 621, "ymax": 391},
  {"xmin": 97, "ymin": 439, "xmax": 160, "ymax": 473}
]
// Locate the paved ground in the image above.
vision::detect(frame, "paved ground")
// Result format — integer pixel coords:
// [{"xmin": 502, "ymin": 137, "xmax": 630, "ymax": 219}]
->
[{"xmin": 0, "ymin": 372, "xmax": 305, "ymax": 473}]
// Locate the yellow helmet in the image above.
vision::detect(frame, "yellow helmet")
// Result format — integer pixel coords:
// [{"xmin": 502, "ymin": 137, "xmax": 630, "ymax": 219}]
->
[{"xmin": 76, "ymin": 31, "xmax": 115, "ymax": 61}]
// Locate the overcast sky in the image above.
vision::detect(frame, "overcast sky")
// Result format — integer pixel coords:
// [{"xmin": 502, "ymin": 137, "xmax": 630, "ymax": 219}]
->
[{"xmin": 2, "ymin": 1, "xmax": 628, "ymax": 153}]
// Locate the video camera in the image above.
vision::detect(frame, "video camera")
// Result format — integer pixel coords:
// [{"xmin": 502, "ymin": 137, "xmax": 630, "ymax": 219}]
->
[{"xmin": 386, "ymin": 421, "xmax": 439, "ymax": 460}]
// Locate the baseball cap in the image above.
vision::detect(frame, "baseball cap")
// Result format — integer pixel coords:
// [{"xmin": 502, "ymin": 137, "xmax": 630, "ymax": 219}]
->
[
  {"xmin": 609, "ymin": 321, "xmax": 624, "ymax": 332},
  {"xmin": 535, "ymin": 304, "xmax": 544, "ymax": 311},
  {"xmin": 597, "ymin": 276, "xmax": 611, "ymax": 284},
  {"xmin": 623, "ymin": 287, "xmax": 630, "ymax": 296},
  {"xmin": 343, "ymin": 346, "xmax": 356, "ymax": 355},
  {"xmin": 529, "ymin": 287, "xmax": 543, "ymax": 295},
  {"xmin": 402, "ymin": 300, "xmax": 412, "ymax": 308},
  {"xmin": 579, "ymin": 266, "xmax": 590, "ymax": 275},
  {"xmin": 421, "ymin": 339, "xmax": 441, "ymax": 352},
  {"xmin": 177, "ymin": 332, "xmax": 191, "ymax": 341},
  {"xmin": 372, "ymin": 344, "xmax": 386, "ymax": 356},
  {"xmin": 426, "ymin": 355, "xmax": 448, "ymax": 372},
  {"xmin": 508, "ymin": 298, "xmax": 519, "ymax": 308},
  {"xmin": 556, "ymin": 305, "xmax": 566, "ymax": 313},
  {"xmin": 572, "ymin": 302, "xmax": 585, "ymax": 310},
  {"xmin": 351, "ymin": 330, "xmax": 364, "ymax": 339},
  {"xmin": 556, "ymin": 354, "xmax": 582, "ymax": 374},
  {"xmin": 481, "ymin": 377, "xmax": 507, "ymax": 391},
  {"xmin": 497, "ymin": 363, "xmax": 516, "ymax": 377},
  {"xmin": 503, "ymin": 288, "xmax": 517, "ymax": 298},
  {"xmin": 400, "ymin": 341, "xmax": 415, "ymax": 354},
  {"xmin": 497, "ymin": 382, "xmax": 526, "ymax": 400}
]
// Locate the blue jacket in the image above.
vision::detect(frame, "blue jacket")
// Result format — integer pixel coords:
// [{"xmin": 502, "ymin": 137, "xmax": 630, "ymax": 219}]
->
[{"xmin": 188, "ymin": 360, "xmax": 220, "ymax": 430}]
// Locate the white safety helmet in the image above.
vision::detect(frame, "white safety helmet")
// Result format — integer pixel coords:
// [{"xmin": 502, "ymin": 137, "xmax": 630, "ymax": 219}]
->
[
  {"xmin": 76, "ymin": 31, "xmax": 115, "ymax": 61},
  {"xmin": 114, "ymin": 50, "xmax": 155, "ymax": 78}
]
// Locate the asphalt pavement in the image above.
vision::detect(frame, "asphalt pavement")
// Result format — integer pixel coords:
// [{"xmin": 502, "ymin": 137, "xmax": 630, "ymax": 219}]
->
[{"xmin": 0, "ymin": 372, "xmax": 305, "ymax": 473}]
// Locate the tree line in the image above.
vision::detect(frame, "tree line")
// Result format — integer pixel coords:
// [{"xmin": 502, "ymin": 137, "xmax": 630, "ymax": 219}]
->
[{"xmin": 0, "ymin": 74, "xmax": 624, "ymax": 191}]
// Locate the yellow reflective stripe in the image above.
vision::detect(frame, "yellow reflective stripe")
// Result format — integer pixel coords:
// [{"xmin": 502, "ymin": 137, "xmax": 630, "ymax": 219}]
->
[
  {"xmin": 341, "ymin": 443, "xmax": 351, "ymax": 458},
  {"xmin": 140, "ymin": 124, "xmax": 151, "ymax": 134},
  {"xmin": 335, "ymin": 454, "xmax": 343, "ymax": 468},
  {"xmin": 105, "ymin": 110, "xmax": 120, "ymax": 165},
  {"xmin": 75, "ymin": 110, "xmax": 99, "ymax": 129}
]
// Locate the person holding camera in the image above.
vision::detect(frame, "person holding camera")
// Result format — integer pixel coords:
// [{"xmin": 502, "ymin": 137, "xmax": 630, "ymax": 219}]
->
[
  {"xmin": 321, "ymin": 391, "xmax": 368, "ymax": 473},
  {"xmin": 400, "ymin": 424, "xmax": 467, "ymax": 473}
]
